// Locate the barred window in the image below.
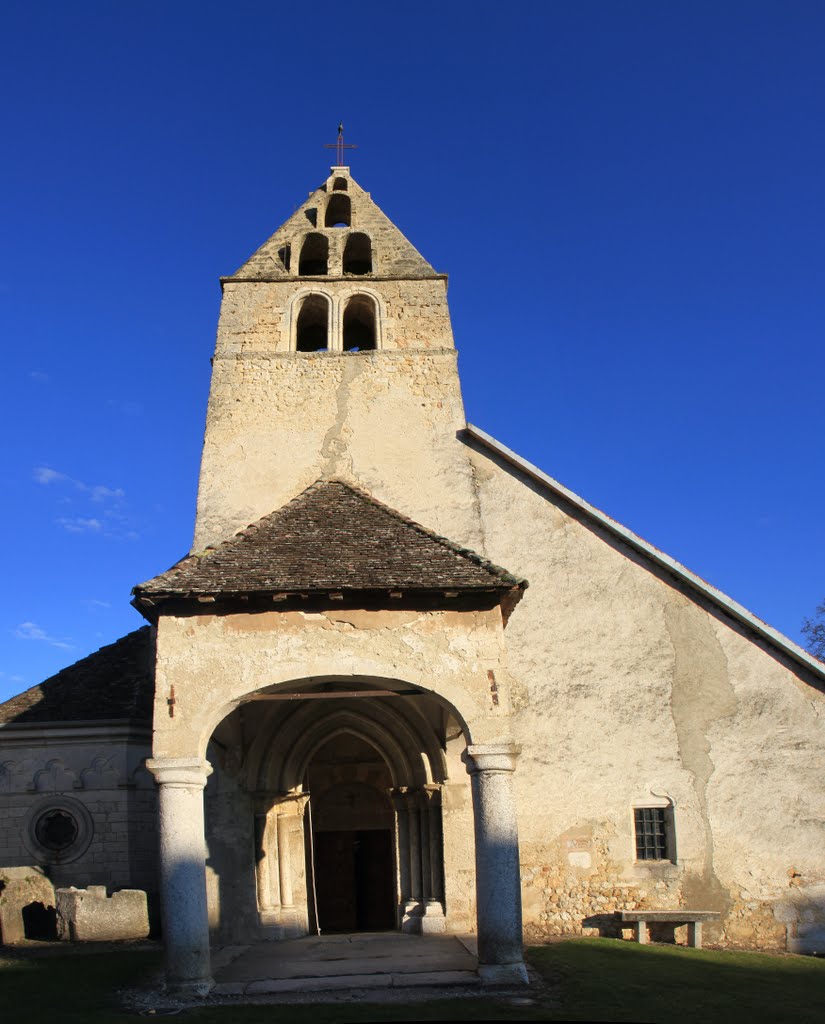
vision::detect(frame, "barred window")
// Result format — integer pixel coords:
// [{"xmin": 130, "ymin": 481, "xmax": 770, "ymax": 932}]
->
[{"xmin": 634, "ymin": 807, "xmax": 669, "ymax": 860}]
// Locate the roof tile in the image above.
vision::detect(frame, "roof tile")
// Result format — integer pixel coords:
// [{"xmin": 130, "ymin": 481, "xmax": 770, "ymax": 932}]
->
[
  {"xmin": 0, "ymin": 628, "xmax": 154, "ymax": 725},
  {"xmin": 134, "ymin": 480, "xmax": 525, "ymax": 599}
]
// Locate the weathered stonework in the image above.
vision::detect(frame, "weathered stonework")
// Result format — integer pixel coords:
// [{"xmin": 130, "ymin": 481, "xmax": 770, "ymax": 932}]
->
[
  {"xmin": 0, "ymin": 866, "xmax": 55, "ymax": 944},
  {"xmin": 2, "ymin": 164, "xmax": 823, "ymax": 987},
  {"xmin": 56, "ymin": 885, "xmax": 150, "ymax": 941}
]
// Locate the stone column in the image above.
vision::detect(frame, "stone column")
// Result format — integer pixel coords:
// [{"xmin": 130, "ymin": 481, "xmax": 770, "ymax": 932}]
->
[
  {"xmin": 147, "ymin": 757, "xmax": 214, "ymax": 996},
  {"xmin": 463, "ymin": 743, "xmax": 528, "ymax": 985},
  {"xmin": 424, "ymin": 785, "xmax": 444, "ymax": 901},
  {"xmin": 406, "ymin": 790, "xmax": 423, "ymax": 903},
  {"xmin": 420, "ymin": 785, "xmax": 446, "ymax": 933},
  {"xmin": 276, "ymin": 810, "xmax": 295, "ymax": 909},
  {"xmin": 254, "ymin": 813, "xmax": 276, "ymax": 913},
  {"xmin": 391, "ymin": 789, "xmax": 411, "ymax": 913},
  {"xmin": 253, "ymin": 795, "xmax": 281, "ymax": 918}
]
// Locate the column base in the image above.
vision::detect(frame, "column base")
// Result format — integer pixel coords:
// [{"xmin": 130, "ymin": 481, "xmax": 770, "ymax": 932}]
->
[
  {"xmin": 164, "ymin": 976, "xmax": 215, "ymax": 998},
  {"xmin": 400, "ymin": 899, "xmax": 447, "ymax": 934},
  {"xmin": 477, "ymin": 962, "xmax": 529, "ymax": 986},
  {"xmin": 419, "ymin": 900, "xmax": 447, "ymax": 934}
]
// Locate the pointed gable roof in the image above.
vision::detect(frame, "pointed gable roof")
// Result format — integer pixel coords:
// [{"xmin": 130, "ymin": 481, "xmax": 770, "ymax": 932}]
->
[
  {"xmin": 133, "ymin": 480, "xmax": 525, "ymax": 607},
  {"xmin": 0, "ymin": 628, "xmax": 154, "ymax": 726},
  {"xmin": 228, "ymin": 169, "xmax": 439, "ymax": 280}
]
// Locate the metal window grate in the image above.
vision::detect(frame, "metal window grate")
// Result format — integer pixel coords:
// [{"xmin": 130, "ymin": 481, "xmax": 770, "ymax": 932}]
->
[{"xmin": 634, "ymin": 807, "xmax": 668, "ymax": 860}]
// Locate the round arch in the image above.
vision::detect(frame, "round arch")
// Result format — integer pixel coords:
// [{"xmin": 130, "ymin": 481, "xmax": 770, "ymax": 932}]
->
[{"xmin": 196, "ymin": 668, "xmax": 475, "ymax": 763}]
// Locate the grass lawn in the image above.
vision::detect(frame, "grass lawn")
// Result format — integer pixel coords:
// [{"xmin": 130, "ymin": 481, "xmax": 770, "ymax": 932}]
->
[{"xmin": 0, "ymin": 938, "xmax": 823, "ymax": 1023}]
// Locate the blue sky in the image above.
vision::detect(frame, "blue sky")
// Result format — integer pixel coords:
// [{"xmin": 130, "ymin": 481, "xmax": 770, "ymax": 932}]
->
[{"xmin": 1, "ymin": 1, "xmax": 823, "ymax": 701}]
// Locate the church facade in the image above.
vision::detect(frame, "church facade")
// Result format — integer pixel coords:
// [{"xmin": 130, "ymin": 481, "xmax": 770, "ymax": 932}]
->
[{"xmin": 2, "ymin": 165, "xmax": 824, "ymax": 993}]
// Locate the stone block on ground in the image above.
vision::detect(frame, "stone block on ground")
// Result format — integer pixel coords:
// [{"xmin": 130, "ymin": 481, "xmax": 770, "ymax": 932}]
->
[
  {"xmin": 55, "ymin": 885, "xmax": 150, "ymax": 941},
  {"xmin": 0, "ymin": 866, "xmax": 56, "ymax": 944}
]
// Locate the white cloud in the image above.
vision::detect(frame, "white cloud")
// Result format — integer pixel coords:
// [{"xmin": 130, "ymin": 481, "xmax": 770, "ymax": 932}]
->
[
  {"xmin": 33, "ymin": 466, "xmax": 67, "ymax": 485},
  {"xmin": 57, "ymin": 516, "xmax": 103, "ymax": 534},
  {"xmin": 33, "ymin": 466, "xmax": 125, "ymax": 502},
  {"xmin": 15, "ymin": 621, "xmax": 73, "ymax": 650},
  {"xmin": 34, "ymin": 466, "xmax": 136, "ymax": 538},
  {"xmin": 91, "ymin": 485, "xmax": 125, "ymax": 503},
  {"xmin": 84, "ymin": 599, "xmax": 111, "ymax": 609}
]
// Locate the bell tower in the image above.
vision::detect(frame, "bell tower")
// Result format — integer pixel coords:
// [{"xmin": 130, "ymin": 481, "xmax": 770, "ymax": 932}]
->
[{"xmin": 193, "ymin": 165, "xmax": 482, "ymax": 552}]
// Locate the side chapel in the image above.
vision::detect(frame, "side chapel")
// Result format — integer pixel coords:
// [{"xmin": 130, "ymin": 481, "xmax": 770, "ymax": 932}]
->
[{"xmin": 1, "ymin": 162, "xmax": 824, "ymax": 993}]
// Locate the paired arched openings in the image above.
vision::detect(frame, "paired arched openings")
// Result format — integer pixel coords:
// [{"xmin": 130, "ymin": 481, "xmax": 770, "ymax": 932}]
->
[
  {"xmin": 288, "ymin": 289, "xmax": 384, "ymax": 352},
  {"xmin": 296, "ymin": 227, "xmax": 373, "ymax": 277}
]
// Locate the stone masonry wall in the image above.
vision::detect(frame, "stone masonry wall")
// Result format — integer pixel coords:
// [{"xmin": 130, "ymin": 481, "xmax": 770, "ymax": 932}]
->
[{"xmin": 0, "ymin": 732, "xmax": 158, "ymax": 907}]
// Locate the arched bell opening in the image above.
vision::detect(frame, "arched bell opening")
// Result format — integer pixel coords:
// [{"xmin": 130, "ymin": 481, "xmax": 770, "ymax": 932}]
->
[
  {"xmin": 343, "ymin": 294, "xmax": 378, "ymax": 351},
  {"xmin": 343, "ymin": 232, "xmax": 372, "ymax": 275},
  {"xmin": 298, "ymin": 232, "xmax": 328, "ymax": 275},
  {"xmin": 295, "ymin": 293, "xmax": 330, "ymax": 352},
  {"xmin": 325, "ymin": 193, "xmax": 351, "ymax": 227}
]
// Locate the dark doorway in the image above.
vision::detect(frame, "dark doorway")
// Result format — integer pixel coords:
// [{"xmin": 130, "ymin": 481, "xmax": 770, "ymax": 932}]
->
[{"xmin": 313, "ymin": 828, "xmax": 394, "ymax": 932}]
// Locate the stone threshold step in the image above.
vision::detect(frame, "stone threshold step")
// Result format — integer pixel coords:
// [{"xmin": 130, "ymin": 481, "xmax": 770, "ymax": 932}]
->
[{"xmin": 213, "ymin": 970, "xmax": 481, "ymax": 996}]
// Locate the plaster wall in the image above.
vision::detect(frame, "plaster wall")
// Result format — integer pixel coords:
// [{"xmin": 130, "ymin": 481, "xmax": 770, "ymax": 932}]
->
[
  {"xmin": 151, "ymin": 606, "xmax": 515, "ymax": 760},
  {"xmin": 194, "ymin": 349, "xmax": 481, "ymax": 551},
  {"xmin": 466, "ymin": 445, "xmax": 825, "ymax": 949}
]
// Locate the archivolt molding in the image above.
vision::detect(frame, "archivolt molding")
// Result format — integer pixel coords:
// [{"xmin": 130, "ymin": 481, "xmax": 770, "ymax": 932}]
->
[
  {"xmin": 193, "ymin": 666, "xmax": 476, "ymax": 759},
  {"xmin": 246, "ymin": 695, "xmax": 446, "ymax": 793},
  {"xmin": 276, "ymin": 715, "xmax": 412, "ymax": 792}
]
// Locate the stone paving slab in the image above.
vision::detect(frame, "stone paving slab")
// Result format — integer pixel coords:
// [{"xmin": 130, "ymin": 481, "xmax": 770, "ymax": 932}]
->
[{"xmin": 213, "ymin": 932, "xmax": 479, "ymax": 987}]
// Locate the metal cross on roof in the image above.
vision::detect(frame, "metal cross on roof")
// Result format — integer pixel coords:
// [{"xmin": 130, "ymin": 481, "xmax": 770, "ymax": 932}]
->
[{"xmin": 324, "ymin": 122, "xmax": 357, "ymax": 166}]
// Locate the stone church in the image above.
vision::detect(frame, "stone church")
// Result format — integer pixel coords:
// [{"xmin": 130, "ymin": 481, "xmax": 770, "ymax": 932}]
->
[{"xmin": 1, "ymin": 164, "xmax": 823, "ymax": 993}]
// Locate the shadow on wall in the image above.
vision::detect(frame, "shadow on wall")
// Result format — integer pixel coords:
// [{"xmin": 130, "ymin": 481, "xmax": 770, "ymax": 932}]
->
[{"xmin": 204, "ymin": 741, "xmax": 259, "ymax": 944}]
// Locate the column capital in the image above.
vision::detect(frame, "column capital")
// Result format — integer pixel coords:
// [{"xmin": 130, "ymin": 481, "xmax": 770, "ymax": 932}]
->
[
  {"xmin": 146, "ymin": 757, "xmax": 213, "ymax": 789},
  {"xmin": 422, "ymin": 784, "xmax": 443, "ymax": 807},
  {"xmin": 277, "ymin": 792, "xmax": 310, "ymax": 816},
  {"xmin": 462, "ymin": 742, "xmax": 521, "ymax": 775}
]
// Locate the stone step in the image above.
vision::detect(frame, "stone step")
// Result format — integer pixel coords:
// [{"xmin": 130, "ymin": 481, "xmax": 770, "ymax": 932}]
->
[{"xmin": 212, "ymin": 969, "xmax": 481, "ymax": 996}]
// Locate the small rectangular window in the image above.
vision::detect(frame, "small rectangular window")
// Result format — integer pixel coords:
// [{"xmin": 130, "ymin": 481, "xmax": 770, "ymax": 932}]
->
[{"xmin": 634, "ymin": 807, "xmax": 669, "ymax": 860}]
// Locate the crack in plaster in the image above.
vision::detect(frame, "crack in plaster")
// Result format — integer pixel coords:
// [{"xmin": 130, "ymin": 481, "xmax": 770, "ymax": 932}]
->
[
  {"xmin": 665, "ymin": 596, "xmax": 737, "ymax": 912},
  {"xmin": 319, "ymin": 358, "xmax": 365, "ymax": 478}
]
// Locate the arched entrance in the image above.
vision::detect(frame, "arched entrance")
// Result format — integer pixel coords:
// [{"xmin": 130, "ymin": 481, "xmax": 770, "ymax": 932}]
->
[
  {"xmin": 202, "ymin": 679, "xmax": 454, "ymax": 944},
  {"xmin": 148, "ymin": 673, "xmax": 527, "ymax": 993}
]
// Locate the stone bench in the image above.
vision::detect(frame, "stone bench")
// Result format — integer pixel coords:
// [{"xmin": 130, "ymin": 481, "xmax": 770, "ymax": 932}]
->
[{"xmin": 619, "ymin": 910, "xmax": 721, "ymax": 948}]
